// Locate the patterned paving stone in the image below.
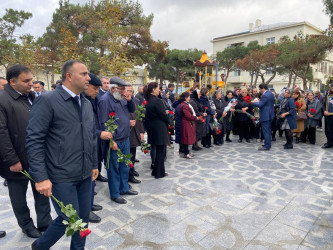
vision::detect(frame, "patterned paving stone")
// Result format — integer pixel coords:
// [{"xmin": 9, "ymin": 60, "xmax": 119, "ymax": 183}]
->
[{"xmin": 0, "ymin": 133, "xmax": 332, "ymax": 249}]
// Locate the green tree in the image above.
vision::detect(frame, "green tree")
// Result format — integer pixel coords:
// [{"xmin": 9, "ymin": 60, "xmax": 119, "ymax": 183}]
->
[
  {"xmin": 323, "ymin": 0, "xmax": 333, "ymax": 24},
  {"xmin": 0, "ymin": 8, "xmax": 32, "ymax": 69},
  {"xmin": 215, "ymin": 45, "xmax": 248, "ymax": 84}
]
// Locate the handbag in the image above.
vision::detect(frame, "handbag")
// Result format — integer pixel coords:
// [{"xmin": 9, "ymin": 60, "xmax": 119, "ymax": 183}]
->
[{"xmin": 296, "ymin": 111, "xmax": 307, "ymax": 120}]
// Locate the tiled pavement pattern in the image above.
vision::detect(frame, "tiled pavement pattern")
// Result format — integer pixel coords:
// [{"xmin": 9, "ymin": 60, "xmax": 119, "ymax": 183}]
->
[{"xmin": 0, "ymin": 130, "xmax": 332, "ymax": 250}]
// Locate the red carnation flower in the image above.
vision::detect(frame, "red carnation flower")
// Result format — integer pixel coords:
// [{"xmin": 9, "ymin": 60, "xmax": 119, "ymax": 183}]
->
[
  {"xmin": 169, "ymin": 111, "xmax": 175, "ymax": 115},
  {"xmin": 204, "ymin": 107, "xmax": 208, "ymax": 110},
  {"xmin": 169, "ymin": 126, "xmax": 174, "ymax": 129},
  {"xmin": 142, "ymin": 100, "xmax": 148, "ymax": 106},
  {"xmin": 109, "ymin": 112, "xmax": 116, "ymax": 117},
  {"xmin": 168, "ymin": 132, "xmax": 171, "ymax": 135},
  {"xmin": 80, "ymin": 228, "xmax": 91, "ymax": 239},
  {"xmin": 295, "ymin": 101, "xmax": 300, "ymax": 107},
  {"xmin": 129, "ymin": 163, "xmax": 133, "ymax": 168},
  {"xmin": 144, "ymin": 149, "xmax": 149, "ymax": 154},
  {"xmin": 309, "ymin": 108, "xmax": 316, "ymax": 113},
  {"xmin": 216, "ymin": 129, "xmax": 221, "ymax": 135}
]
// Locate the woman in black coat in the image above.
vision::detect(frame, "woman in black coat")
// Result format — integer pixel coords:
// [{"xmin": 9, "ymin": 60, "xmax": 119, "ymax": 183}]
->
[
  {"xmin": 189, "ymin": 89, "xmax": 206, "ymax": 150},
  {"xmin": 144, "ymin": 82, "xmax": 171, "ymax": 178},
  {"xmin": 224, "ymin": 90, "xmax": 236, "ymax": 142},
  {"xmin": 235, "ymin": 88, "xmax": 254, "ymax": 143},
  {"xmin": 212, "ymin": 90, "xmax": 227, "ymax": 145},
  {"xmin": 200, "ymin": 88, "xmax": 215, "ymax": 148}
]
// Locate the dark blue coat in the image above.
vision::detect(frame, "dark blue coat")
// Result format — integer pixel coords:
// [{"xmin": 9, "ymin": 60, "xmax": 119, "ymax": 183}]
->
[
  {"xmin": 253, "ymin": 90, "xmax": 275, "ymax": 122},
  {"xmin": 286, "ymin": 98, "xmax": 297, "ymax": 130},
  {"xmin": 98, "ymin": 91, "xmax": 135, "ymax": 142},
  {"xmin": 175, "ymin": 102, "xmax": 182, "ymax": 144},
  {"xmin": 26, "ymin": 85, "xmax": 97, "ymax": 183}
]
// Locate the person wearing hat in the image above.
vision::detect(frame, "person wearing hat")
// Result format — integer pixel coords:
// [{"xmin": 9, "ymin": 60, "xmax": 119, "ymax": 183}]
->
[
  {"xmin": 82, "ymin": 73, "xmax": 112, "ymax": 223},
  {"xmin": 98, "ymin": 76, "xmax": 138, "ymax": 204}
]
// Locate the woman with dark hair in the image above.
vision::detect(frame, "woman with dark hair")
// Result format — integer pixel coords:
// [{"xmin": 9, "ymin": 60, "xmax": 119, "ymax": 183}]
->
[
  {"xmin": 212, "ymin": 89, "xmax": 227, "ymax": 145},
  {"xmin": 179, "ymin": 92, "xmax": 198, "ymax": 158},
  {"xmin": 224, "ymin": 90, "xmax": 236, "ymax": 142},
  {"xmin": 235, "ymin": 88, "xmax": 253, "ymax": 143},
  {"xmin": 189, "ymin": 89, "xmax": 206, "ymax": 150},
  {"xmin": 291, "ymin": 90, "xmax": 306, "ymax": 143},
  {"xmin": 144, "ymin": 82, "xmax": 171, "ymax": 178},
  {"xmin": 200, "ymin": 87, "xmax": 215, "ymax": 148},
  {"xmin": 277, "ymin": 89, "xmax": 297, "ymax": 149}
]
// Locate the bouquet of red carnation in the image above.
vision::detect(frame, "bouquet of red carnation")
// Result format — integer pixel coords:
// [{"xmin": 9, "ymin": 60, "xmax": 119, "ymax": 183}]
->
[
  {"xmin": 243, "ymin": 95, "xmax": 253, "ymax": 104},
  {"xmin": 141, "ymin": 139, "xmax": 151, "ymax": 154},
  {"xmin": 212, "ymin": 118, "xmax": 222, "ymax": 135},
  {"xmin": 235, "ymin": 109, "xmax": 259, "ymax": 126},
  {"xmin": 295, "ymin": 101, "xmax": 303, "ymax": 110},
  {"xmin": 309, "ymin": 108, "xmax": 316, "ymax": 115},
  {"xmin": 199, "ymin": 115, "xmax": 205, "ymax": 123}
]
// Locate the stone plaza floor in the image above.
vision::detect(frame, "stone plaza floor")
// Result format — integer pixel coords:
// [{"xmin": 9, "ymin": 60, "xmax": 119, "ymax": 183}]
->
[{"xmin": 1, "ymin": 132, "xmax": 333, "ymax": 249}]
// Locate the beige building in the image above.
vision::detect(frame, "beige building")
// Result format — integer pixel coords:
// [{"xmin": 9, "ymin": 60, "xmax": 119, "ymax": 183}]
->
[{"xmin": 212, "ymin": 20, "xmax": 331, "ymax": 92}]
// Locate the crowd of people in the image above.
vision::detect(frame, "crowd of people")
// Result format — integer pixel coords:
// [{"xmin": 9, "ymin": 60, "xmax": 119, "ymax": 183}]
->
[{"xmin": 0, "ymin": 61, "xmax": 332, "ymax": 249}]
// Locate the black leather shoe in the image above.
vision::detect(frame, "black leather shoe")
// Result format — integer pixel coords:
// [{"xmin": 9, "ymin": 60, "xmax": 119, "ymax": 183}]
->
[
  {"xmin": 322, "ymin": 144, "xmax": 332, "ymax": 149},
  {"xmin": 4, "ymin": 179, "xmax": 7, "ymax": 187},
  {"xmin": 132, "ymin": 170, "xmax": 139, "ymax": 177},
  {"xmin": 122, "ymin": 189, "xmax": 138, "ymax": 195},
  {"xmin": 22, "ymin": 226, "xmax": 42, "ymax": 238},
  {"xmin": 134, "ymin": 159, "xmax": 140, "ymax": 163},
  {"xmin": 226, "ymin": 138, "xmax": 232, "ymax": 142},
  {"xmin": 92, "ymin": 204, "xmax": 103, "ymax": 211},
  {"xmin": 96, "ymin": 174, "xmax": 108, "ymax": 182},
  {"xmin": 238, "ymin": 139, "xmax": 242, "ymax": 143},
  {"xmin": 128, "ymin": 177, "xmax": 141, "ymax": 184},
  {"xmin": 0, "ymin": 231, "xmax": 6, "ymax": 238},
  {"xmin": 89, "ymin": 212, "xmax": 101, "ymax": 223},
  {"xmin": 246, "ymin": 139, "xmax": 251, "ymax": 143},
  {"xmin": 37, "ymin": 226, "xmax": 48, "ymax": 232},
  {"xmin": 284, "ymin": 144, "xmax": 293, "ymax": 149},
  {"xmin": 272, "ymin": 138, "xmax": 276, "ymax": 141},
  {"xmin": 111, "ymin": 197, "xmax": 127, "ymax": 204},
  {"xmin": 258, "ymin": 147, "xmax": 270, "ymax": 151},
  {"xmin": 204, "ymin": 145, "xmax": 210, "ymax": 148}
]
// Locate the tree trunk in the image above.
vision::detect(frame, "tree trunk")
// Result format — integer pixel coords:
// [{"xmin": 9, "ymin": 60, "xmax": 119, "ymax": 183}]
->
[
  {"xmin": 302, "ymin": 64, "xmax": 310, "ymax": 90},
  {"xmin": 249, "ymin": 72, "xmax": 254, "ymax": 88},
  {"xmin": 287, "ymin": 71, "xmax": 293, "ymax": 89},
  {"xmin": 175, "ymin": 70, "xmax": 180, "ymax": 97},
  {"xmin": 254, "ymin": 74, "xmax": 259, "ymax": 88},
  {"xmin": 266, "ymin": 71, "xmax": 276, "ymax": 84},
  {"xmin": 260, "ymin": 74, "xmax": 265, "ymax": 84}
]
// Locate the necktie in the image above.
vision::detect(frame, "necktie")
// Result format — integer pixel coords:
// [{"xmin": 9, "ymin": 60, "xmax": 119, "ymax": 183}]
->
[{"xmin": 74, "ymin": 96, "xmax": 81, "ymax": 111}]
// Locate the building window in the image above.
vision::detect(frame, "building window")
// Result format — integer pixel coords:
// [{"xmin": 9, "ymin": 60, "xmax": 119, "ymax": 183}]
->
[
  {"xmin": 321, "ymin": 62, "xmax": 327, "ymax": 74},
  {"xmin": 234, "ymin": 69, "xmax": 240, "ymax": 76},
  {"xmin": 266, "ymin": 37, "xmax": 275, "ymax": 45}
]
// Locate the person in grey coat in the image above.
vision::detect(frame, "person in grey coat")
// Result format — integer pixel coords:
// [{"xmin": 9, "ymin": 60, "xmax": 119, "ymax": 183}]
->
[
  {"xmin": 27, "ymin": 60, "xmax": 98, "ymax": 250},
  {"xmin": 301, "ymin": 91, "xmax": 322, "ymax": 144}
]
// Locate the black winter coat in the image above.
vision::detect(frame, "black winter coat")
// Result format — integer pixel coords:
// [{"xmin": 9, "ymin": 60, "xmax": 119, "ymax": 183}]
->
[
  {"xmin": 0, "ymin": 84, "xmax": 35, "ymax": 180},
  {"xmin": 190, "ymin": 92, "xmax": 206, "ymax": 140},
  {"xmin": 26, "ymin": 85, "xmax": 97, "ymax": 183},
  {"xmin": 235, "ymin": 94, "xmax": 254, "ymax": 122},
  {"xmin": 145, "ymin": 94, "xmax": 171, "ymax": 145},
  {"xmin": 129, "ymin": 107, "xmax": 145, "ymax": 148}
]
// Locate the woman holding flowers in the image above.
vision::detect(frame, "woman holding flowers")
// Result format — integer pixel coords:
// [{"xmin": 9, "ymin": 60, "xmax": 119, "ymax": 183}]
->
[
  {"xmin": 144, "ymin": 82, "xmax": 171, "ymax": 178},
  {"xmin": 200, "ymin": 87, "xmax": 215, "ymax": 148},
  {"xmin": 180, "ymin": 92, "xmax": 198, "ymax": 158},
  {"xmin": 301, "ymin": 91, "xmax": 322, "ymax": 144},
  {"xmin": 212, "ymin": 89, "xmax": 227, "ymax": 145},
  {"xmin": 235, "ymin": 88, "xmax": 254, "ymax": 143},
  {"xmin": 224, "ymin": 90, "xmax": 236, "ymax": 142},
  {"xmin": 291, "ymin": 90, "xmax": 306, "ymax": 144},
  {"xmin": 189, "ymin": 89, "xmax": 206, "ymax": 150}
]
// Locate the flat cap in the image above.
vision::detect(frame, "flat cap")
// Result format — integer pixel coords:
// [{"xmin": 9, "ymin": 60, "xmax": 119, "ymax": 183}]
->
[
  {"xmin": 109, "ymin": 76, "xmax": 129, "ymax": 87},
  {"xmin": 88, "ymin": 73, "xmax": 102, "ymax": 86}
]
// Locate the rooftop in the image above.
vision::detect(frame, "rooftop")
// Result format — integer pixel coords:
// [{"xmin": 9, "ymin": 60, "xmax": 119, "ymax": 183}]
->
[{"xmin": 212, "ymin": 21, "xmax": 323, "ymax": 42}]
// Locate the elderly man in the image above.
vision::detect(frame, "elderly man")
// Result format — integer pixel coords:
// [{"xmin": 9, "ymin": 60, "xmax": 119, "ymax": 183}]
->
[
  {"xmin": 135, "ymin": 85, "xmax": 145, "ymax": 105},
  {"xmin": 0, "ymin": 65, "xmax": 52, "ymax": 239},
  {"xmin": 98, "ymin": 77, "xmax": 138, "ymax": 204},
  {"xmin": 27, "ymin": 60, "xmax": 98, "ymax": 249}
]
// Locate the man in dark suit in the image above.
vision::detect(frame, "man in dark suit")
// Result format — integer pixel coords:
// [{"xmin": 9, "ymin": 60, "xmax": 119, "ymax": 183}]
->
[
  {"xmin": 253, "ymin": 83, "xmax": 275, "ymax": 151},
  {"xmin": 0, "ymin": 65, "xmax": 52, "ymax": 238},
  {"xmin": 27, "ymin": 60, "xmax": 98, "ymax": 249}
]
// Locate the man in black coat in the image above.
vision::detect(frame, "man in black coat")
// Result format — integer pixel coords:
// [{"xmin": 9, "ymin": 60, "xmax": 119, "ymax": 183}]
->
[
  {"xmin": 0, "ymin": 65, "xmax": 52, "ymax": 239},
  {"xmin": 26, "ymin": 60, "xmax": 98, "ymax": 249},
  {"xmin": 83, "ymin": 73, "xmax": 113, "ymax": 223}
]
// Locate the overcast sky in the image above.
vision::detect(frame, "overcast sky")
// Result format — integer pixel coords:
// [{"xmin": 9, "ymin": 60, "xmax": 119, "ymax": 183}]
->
[{"xmin": 0, "ymin": 0, "xmax": 330, "ymax": 54}]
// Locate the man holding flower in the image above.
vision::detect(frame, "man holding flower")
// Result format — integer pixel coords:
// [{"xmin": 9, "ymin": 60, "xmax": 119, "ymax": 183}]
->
[{"xmin": 98, "ymin": 77, "xmax": 138, "ymax": 204}]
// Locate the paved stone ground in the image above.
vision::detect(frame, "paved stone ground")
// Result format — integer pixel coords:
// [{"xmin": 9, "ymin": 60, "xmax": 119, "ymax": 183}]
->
[{"xmin": 1, "ymin": 131, "xmax": 332, "ymax": 250}]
